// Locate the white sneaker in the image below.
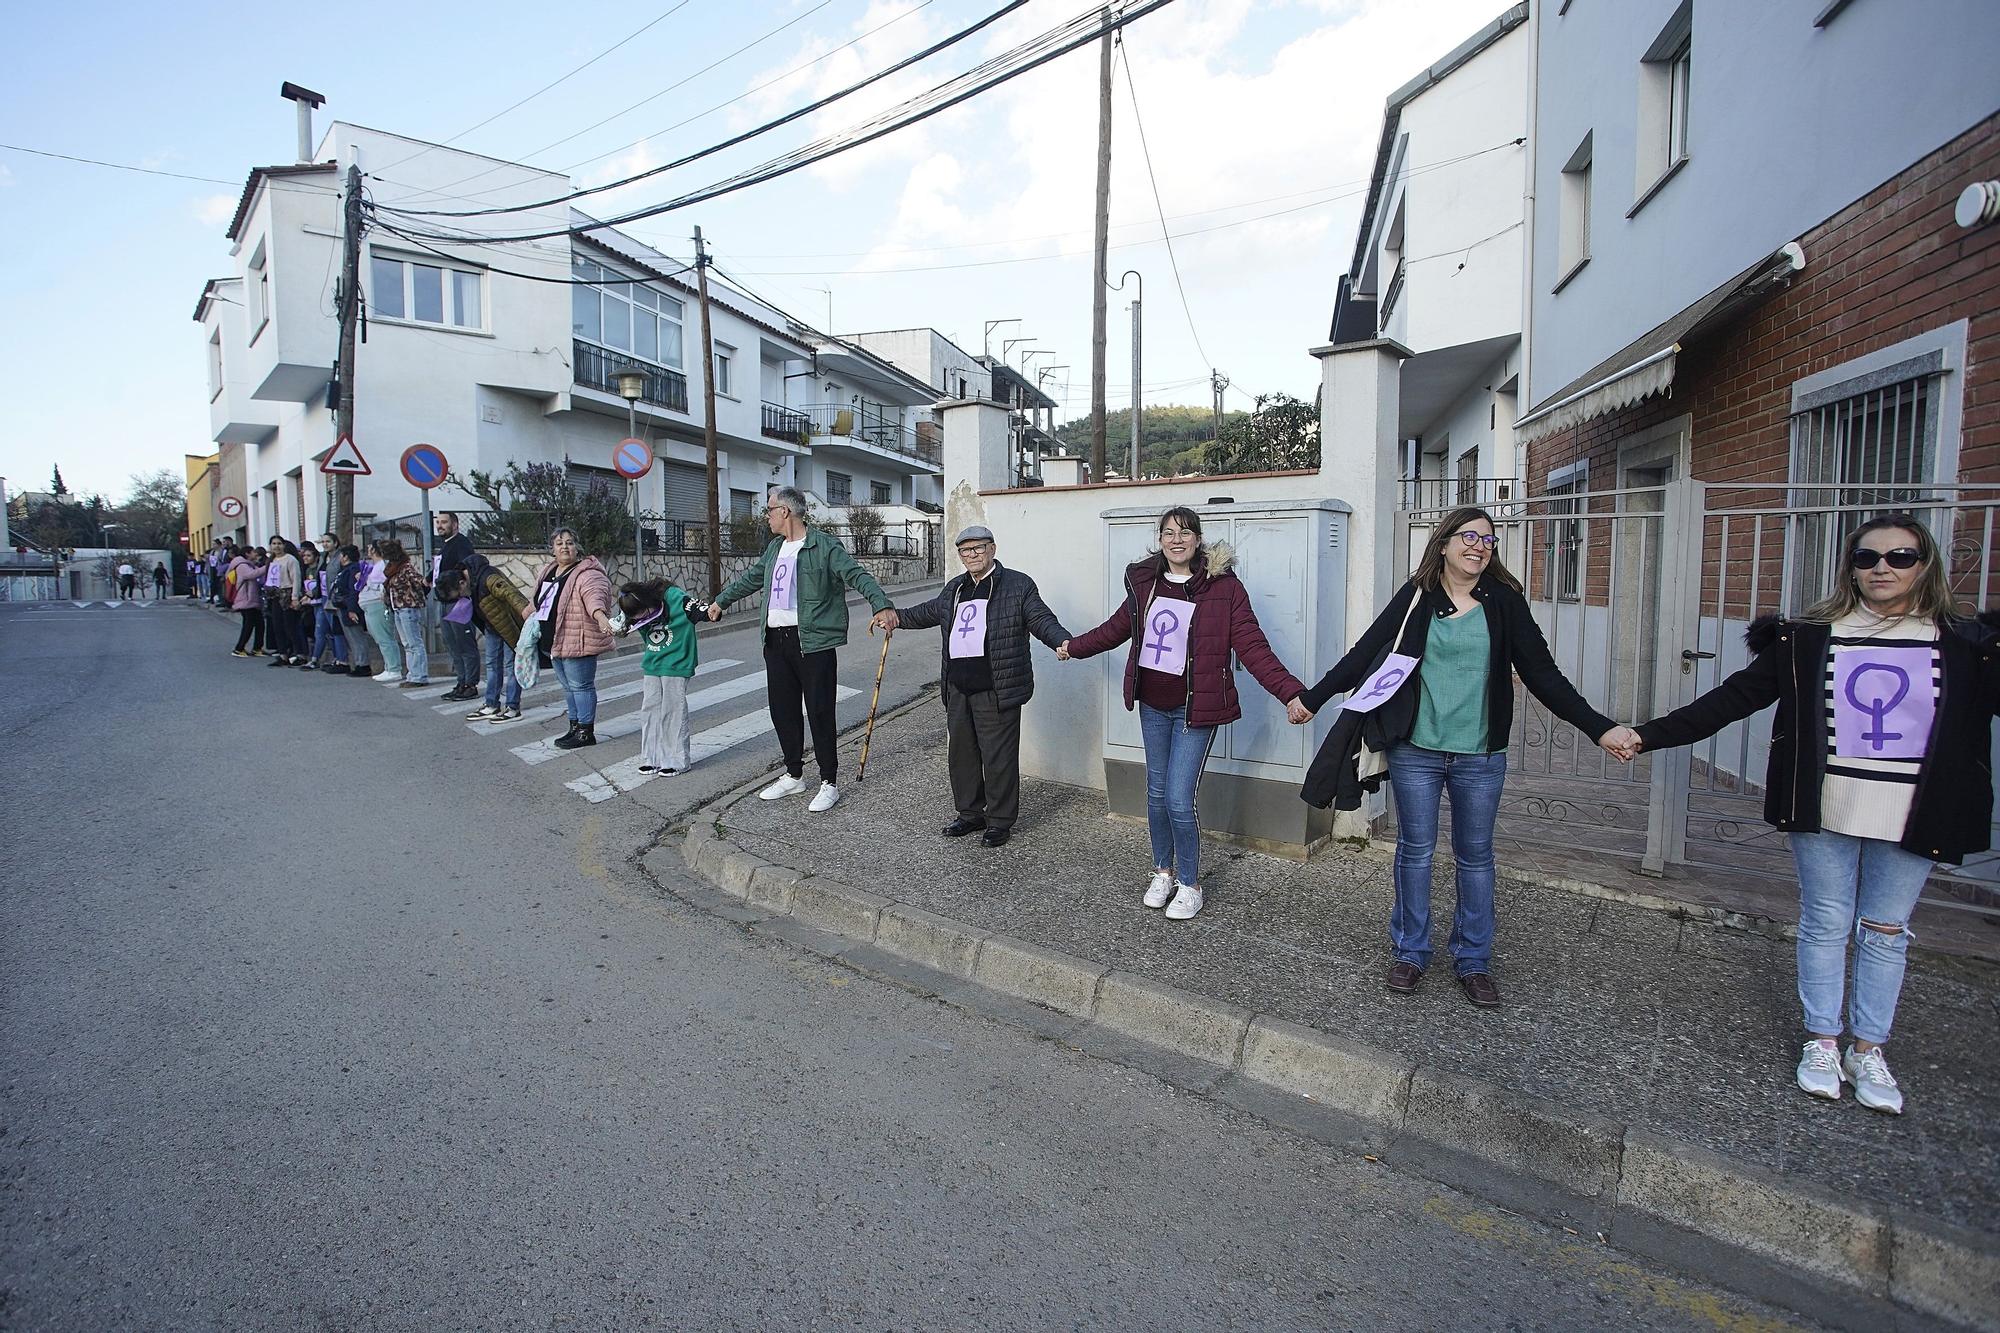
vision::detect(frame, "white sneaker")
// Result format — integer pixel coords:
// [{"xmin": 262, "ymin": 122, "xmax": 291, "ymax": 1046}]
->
[
  {"xmin": 375, "ymin": 671, "xmax": 404, "ymax": 684},
  {"xmin": 1143, "ymin": 871, "xmax": 1175, "ymax": 909},
  {"xmin": 1843, "ymin": 1045, "xmax": 1904, "ymax": 1115},
  {"xmin": 1795, "ymin": 1039, "xmax": 1843, "ymax": 1101},
  {"xmin": 759, "ymin": 774, "xmax": 810, "ymax": 801},
  {"xmin": 808, "ymin": 782, "xmax": 841, "ymax": 813},
  {"xmin": 1163, "ymin": 883, "xmax": 1204, "ymax": 920},
  {"xmin": 465, "ymin": 704, "xmax": 500, "ymax": 720}
]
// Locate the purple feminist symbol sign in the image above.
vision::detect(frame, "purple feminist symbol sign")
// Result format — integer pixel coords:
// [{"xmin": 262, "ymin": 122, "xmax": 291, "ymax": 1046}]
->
[
  {"xmin": 948, "ymin": 598, "xmax": 989, "ymax": 659},
  {"xmin": 1341, "ymin": 653, "xmax": 1420, "ymax": 715},
  {"xmin": 768, "ymin": 555, "xmax": 798, "ymax": 612},
  {"xmin": 1832, "ymin": 644, "xmax": 1934, "ymax": 760},
  {"xmin": 1139, "ymin": 601, "xmax": 1192, "ymax": 676}
]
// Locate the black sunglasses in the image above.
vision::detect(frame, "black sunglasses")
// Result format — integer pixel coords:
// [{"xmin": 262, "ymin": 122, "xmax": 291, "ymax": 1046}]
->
[{"xmin": 1849, "ymin": 547, "xmax": 1922, "ymax": 570}]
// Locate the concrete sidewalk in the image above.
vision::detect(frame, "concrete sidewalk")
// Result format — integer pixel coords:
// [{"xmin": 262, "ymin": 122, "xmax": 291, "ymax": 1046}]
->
[{"xmin": 680, "ymin": 693, "xmax": 1999, "ymax": 1330}]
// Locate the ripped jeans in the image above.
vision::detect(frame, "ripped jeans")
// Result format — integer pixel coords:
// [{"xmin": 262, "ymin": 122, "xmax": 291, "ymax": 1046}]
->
[{"xmin": 1789, "ymin": 830, "xmax": 1933, "ymax": 1045}]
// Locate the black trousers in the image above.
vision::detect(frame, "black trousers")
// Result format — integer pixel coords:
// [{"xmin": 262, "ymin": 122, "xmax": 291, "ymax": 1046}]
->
[
  {"xmin": 234, "ymin": 608, "xmax": 264, "ymax": 652},
  {"xmin": 945, "ymin": 684, "xmax": 1022, "ymax": 830},
  {"xmin": 764, "ymin": 627, "xmax": 840, "ymax": 783}
]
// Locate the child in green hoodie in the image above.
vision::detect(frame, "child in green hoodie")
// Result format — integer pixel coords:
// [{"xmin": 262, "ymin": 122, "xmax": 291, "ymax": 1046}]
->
[{"xmin": 617, "ymin": 578, "xmax": 707, "ymax": 774}]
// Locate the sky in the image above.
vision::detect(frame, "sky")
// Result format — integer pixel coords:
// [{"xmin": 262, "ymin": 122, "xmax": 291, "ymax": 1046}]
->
[{"xmin": 0, "ymin": 0, "xmax": 1507, "ymax": 501}]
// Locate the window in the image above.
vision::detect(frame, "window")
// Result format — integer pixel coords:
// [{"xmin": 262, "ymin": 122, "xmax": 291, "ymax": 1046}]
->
[
  {"xmin": 871, "ymin": 481, "xmax": 892, "ymax": 505},
  {"xmin": 826, "ymin": 471, "xmax": 852, "ymax": 505},
  {"xmin": 371, "ymin": 251, "xmax": 481, "ymax": 329},
  {"xmin": 1786, "ymin": 323, "xmax": 1969, "ymax": 604},
  {"xmin": 1543, "ymin": 463, "xmax": 1587, "ymax": 602},
  {"xmin": 563, "ymin": 462, "xmax": 621, "ymax": 500},
  {"xmin": 248, "ymin": 239, "xmax": 270, "ymax": 337},
  {"xmin": 1633, "ymin": 3, "xmax": 1692, "ymax": 209},
  {"xmin": 730, "ymin": 489, "xmax": 756, "ymax": 518},
  {"xmin": 1378, "ymin": 198, "xmax": 1407, "ymax": 327},
  {"xmin": 572, "ymin": 257, "xmax": 682, "ymax": 368},
  {"xmin": 1556, "ymin": 134, "xmax": 1592, "ymax": 287},
  {"xmin": 207, "ymin": 332, "xmax": 224, "ymax": 401},
  {"xmin": 715, "ymin": 343, "xmax": 735, "ymax": 397}
]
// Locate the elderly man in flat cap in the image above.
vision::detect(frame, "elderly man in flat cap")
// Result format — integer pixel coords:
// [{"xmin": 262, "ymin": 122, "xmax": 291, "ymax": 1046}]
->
[{"xmin": 870, "ymin": 526, "xmax": 1071, "ymax": 847}]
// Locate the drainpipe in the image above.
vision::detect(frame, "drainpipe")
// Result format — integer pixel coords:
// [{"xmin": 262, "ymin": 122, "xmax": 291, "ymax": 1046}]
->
[{"xmin": 1515, "ymin": 8, "xmax": 1540, "ymax": 491}]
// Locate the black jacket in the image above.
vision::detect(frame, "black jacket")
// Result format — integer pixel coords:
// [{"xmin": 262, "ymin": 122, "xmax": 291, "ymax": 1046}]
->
[
  {"xmin": 436, "ymin": 531, "xmax": 475, "ymax": 582},
  {"xmin": 1636, "ymin": 613, "xmax": 2000, "ymax": 864},
  {"xmin": 1299, "ymin": 573, "xmax": 1615, "ymax": 810},
  {"xmin": 898, "ymin": 563, "xmax": 1071, "ymax": 710}
]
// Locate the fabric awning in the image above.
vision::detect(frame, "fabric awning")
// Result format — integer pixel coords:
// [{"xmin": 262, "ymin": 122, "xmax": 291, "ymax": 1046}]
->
[{"xmin": 1514, "ymin": 346, "xmax": 1678, "ymax": 444}]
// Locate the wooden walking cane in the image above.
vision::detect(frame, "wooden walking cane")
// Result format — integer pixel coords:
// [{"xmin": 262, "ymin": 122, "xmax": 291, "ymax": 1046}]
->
[{"xmin": 857, "ymin": 629, "xmax": 892, "ymax": 781}]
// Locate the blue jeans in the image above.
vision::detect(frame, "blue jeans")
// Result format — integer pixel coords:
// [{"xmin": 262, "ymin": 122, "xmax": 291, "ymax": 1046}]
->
[
  {"xmin": 483, "ymin": 630, "xmax": 522, "ymax": 710},
  {"xmin": 1789, "ymin": 830, "xmax": 1932, "ymax": 1045},
  {"xmin": 1137, "ymin": 702, "xmax": 1217, "ymax": 888},
  {"xmin": 392, "ymin": 607, "xmax": 430, "ymax": 683},
  {"xmin": 1385, "ymin": 744, "xmax": 1508, "ymax": 975},
  {"xmin": 311, "ymin": 605, "xmax": 348, "ymax": 664},
  {"xmin": 553, "ymin": 655, "xmax": 599, "ymax": 724}
]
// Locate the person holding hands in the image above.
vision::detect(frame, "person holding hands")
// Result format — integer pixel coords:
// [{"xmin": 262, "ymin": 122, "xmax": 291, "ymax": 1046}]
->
[{"xmin": 1295, "ymin": 506, "xmax": 1634, "ymax": 1008}]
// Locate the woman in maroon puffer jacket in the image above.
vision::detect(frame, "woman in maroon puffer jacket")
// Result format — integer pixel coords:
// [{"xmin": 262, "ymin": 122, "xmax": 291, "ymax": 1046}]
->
[{"xmin": 1062, "ymin": 507, "xmax": 1309, "ymax": 921}]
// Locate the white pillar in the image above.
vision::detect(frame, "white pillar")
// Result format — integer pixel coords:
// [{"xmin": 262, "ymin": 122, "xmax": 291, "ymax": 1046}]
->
[
  {"xmin": 1313, "ymin": 338, "xmax": 1409, "ymax": 625},
  {"xmin": 938, "ymin": 397, "xmax": 1012, "ymax": 570},
  {"xmin": 1312, "ymin": 337, "xmax": 1408, "ymax": 842}
]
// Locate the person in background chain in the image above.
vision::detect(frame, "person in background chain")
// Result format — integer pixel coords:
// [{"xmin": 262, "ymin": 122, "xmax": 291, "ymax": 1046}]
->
[
  {"xmin": 1623, "ymin": 514, "xmax": 2000, "ymax": 1115},
  {"xmin": 434, "ymin": 511, "xmax": 482, "ymax": 703},
  {"xmin": 534, "ymin": 528, "xmax": 616, "ymax": 750},
  {"xmin": 380, "ymin": 538, "xmax": 433, "ymax": 689}
]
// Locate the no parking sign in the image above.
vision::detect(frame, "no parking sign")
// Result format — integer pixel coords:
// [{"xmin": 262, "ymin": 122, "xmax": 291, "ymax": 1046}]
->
[{"xmin": 612, "ymin": 437, "xmax": 654, "ymax": 479}]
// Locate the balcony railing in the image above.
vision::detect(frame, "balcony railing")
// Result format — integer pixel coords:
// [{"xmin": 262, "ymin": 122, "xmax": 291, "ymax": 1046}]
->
[
  {"xmin": 573, "ymin": 340, "xmax": 688, "ymax": 414},
  {"xmin": 794, "ymin": 403, "xmax": 941, "ymax": 467},
  {"xmin": 761, "ymin": 402, "xmax": 811, "ymax": 442},
  {"xmin": 1397, "ymin": 475, "xmax": 1521, "ymax": 512}
]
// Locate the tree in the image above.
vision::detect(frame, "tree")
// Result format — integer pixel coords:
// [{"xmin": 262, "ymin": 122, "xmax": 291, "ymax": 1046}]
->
[
  {"xmin": 1053, "ymin": 404, "xmax": 1251, "ymax": 479},
  {"xmin": 458, "ymin": 461, "xmax": 633, "ymax": 558},
  {"xmin": 1203, "ymin": 392, "xmax": 1320, "ymax": 474},
  {"xmin": 117, "ymin": 469, "xmax": 188, "ymax": 549},
  {"xmin": 51, "ymin": 466, "xmax": 68, "ymax": 496}
]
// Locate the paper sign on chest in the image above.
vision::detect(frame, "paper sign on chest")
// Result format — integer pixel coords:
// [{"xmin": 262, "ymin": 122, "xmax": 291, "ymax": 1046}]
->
[
  {"xmin": 535, "ymin": 581, "xmax": 560, "ymax": 621},
  {"xmin": 949, "ymin": 599, "xmax": 989, "ymax": 659},
  {"xmin": 1832, "ymin": 644, "xmax": 1935, "ymax": 761},
  {"xmin": 769, "ymin": 556, "xmax": 799, "ymax": 612},
  {"xmin": 1342, "ymin": 653, "xmax": 1420, "ymax": 714},
  {"xmin": 1139, "ymin": 599, "xmax": 1194, "ymax": 675}
]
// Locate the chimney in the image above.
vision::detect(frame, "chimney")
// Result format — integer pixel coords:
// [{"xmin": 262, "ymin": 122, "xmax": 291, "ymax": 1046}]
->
[{"xmin": 279, "ymin": 82, "xmax": 326, "ymax": 163}]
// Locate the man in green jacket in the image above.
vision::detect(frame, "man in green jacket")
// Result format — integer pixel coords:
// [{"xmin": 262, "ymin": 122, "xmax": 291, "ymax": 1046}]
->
[{"xmin": 708, "ymin": 485, "xmax": 894, "ymax": 812}]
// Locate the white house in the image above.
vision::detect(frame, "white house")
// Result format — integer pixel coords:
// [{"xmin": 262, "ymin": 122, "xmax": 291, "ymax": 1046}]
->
[
  {"xmin": 193, "ymin": 121, "xmax": 941, "ymax": 552},
  {"xmin": 1315, "ymin": 4, "xmax": 1531, "ymax": 618}
]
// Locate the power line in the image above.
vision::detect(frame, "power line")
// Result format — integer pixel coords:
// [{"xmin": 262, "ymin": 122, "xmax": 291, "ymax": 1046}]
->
[
  {"xmin": 1116, "ymin": 33, "xmax": 1207, "ymax": 367},
  {"xmin": 389, "ymin": 0, "xmax": 1033, "ymax": 220},
  {"xmin": 373, "ymin": 0, "xmax": 702, "ymax": 179},
  {"xmin": 391, "ymin": 0, "xmax": 839, "ymax": 208},
  {"xmin": 0, "ymin": 143, "xmax": 240, "ymax": 185},
  {"xmin": 369, "ymin": 0, "xmax": 1182, "ymax": 246},
  {"xmin": 369, "ymin": 213, "xmax": 696, "ymax": 286}
]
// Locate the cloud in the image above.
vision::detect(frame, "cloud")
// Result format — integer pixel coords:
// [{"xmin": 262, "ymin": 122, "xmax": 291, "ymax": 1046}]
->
[
  {"xmin": 0, "ymin": 163, "xmax": 14, "ymax": 187},
  {"xmin": 194, "ymin": 193, "xmax": 237, "ymax": 225}
]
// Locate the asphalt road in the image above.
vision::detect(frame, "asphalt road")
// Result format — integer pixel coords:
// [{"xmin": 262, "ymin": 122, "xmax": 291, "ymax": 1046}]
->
[{"xmin": 0, "ymin": 599, "xmax": 1814, "ymax": 1331}]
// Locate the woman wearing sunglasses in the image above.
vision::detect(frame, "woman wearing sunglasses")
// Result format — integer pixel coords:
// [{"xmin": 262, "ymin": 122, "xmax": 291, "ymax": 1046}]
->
[
  {"xmin": 1620, "ymin": 515, "xmax": 1999, "ymax": 1114},
  {"xmin": 1296, "ymin": 507, "xmax": 1632, "ymax": 1008}
]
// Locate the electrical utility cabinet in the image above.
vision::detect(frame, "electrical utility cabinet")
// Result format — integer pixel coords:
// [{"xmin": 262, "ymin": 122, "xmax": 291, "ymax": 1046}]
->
[{"xmin": 1098, "ymin": 498, "xmax": 1351, "ymax": 856}]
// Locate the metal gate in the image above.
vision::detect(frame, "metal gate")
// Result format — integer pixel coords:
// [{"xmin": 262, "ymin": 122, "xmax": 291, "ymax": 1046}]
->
[{"xmin": 1394, "ymin": 482, "xmax": 2000, "ymax": 904}]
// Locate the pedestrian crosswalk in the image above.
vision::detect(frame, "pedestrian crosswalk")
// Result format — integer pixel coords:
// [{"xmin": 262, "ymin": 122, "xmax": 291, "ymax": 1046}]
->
[{"xmin": 383, "ymin": 650, "xmax": 857, "ymax": 804}]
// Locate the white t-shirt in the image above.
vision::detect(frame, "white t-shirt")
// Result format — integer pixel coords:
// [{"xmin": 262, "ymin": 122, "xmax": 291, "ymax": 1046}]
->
[{"xmin": 765, "ymin": 538, "xmax": 807, "ymax": 628}]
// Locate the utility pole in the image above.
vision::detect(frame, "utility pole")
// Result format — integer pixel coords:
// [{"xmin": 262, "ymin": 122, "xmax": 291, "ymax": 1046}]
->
[
  {"xmin": 1089, "ymin": 11, "xmax": 1113, "ymax": 484},
  {"xmin": 1211, "ymin": 369, "xmax": 1230, "ymax": 443},
  {"xmin": 1112, "ymin": 269, "xmax": 1142, "ymax": 479},
  {"xmin": 693, "ymin": 226, "xmax": 723, "ymax": 598},
  {"xmin": 332, "ymin": 162, "xmax": 363, "ymax": 543}
]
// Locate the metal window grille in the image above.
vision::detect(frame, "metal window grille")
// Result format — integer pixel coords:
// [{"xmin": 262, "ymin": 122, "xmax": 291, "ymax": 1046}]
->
[
  {"xmin": 1455, "ymin": 450, "xmax": 1478, "ymax": 504},
  {"xmin": 1543, "ymin": 479, "xmax": 1583, "ymax": 601},
  {"xmin": 826, "ymin": 472, "xmax": 852, "ymax": 505},
  {"xmin": 1787, "ymin": 373, "xmax": 1937, "ymax": 607}
]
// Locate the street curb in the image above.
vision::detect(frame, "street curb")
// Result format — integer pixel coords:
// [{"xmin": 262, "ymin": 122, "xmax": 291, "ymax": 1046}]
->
[{"xmin": 670, "ymin": 795, "xmax": 1997, "ymax": 1330}]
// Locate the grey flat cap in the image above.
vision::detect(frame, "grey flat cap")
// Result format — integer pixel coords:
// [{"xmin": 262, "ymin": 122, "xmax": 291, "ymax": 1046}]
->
[{"xmin": 954, "ymin": 525, "xmax": 996, "ymax": 547}]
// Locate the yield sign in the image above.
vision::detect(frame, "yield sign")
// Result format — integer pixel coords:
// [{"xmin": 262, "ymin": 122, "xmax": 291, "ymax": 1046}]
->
[{"xmin": 320, "ymin": 435, "xmax": 371, "ymax": 475}]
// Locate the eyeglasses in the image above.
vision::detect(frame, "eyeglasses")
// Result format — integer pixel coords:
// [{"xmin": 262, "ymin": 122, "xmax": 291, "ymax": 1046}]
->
[
  {"xmin": 1455, "ymin": 532, "xmax": 1499, "ymax": 550},
  {"xmin": 1849, "ymin": 547, "xmax": 1922, "ymax": 570},
  {"xmin": 958, "ymin": 542, "xmax": 994, "ymax": 554}
]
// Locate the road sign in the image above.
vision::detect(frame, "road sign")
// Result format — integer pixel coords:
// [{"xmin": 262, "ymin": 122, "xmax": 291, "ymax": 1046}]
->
[
  {"xmin": 400, "ymin": 443, "xmax": 449, "ymax": 490},
  {"xmin": 612, "ymin": 437, "xmax": 654, "ymax": 479},
  {"xmin": 217, "ymin": 496, "xmax": 245, "ymax": 519},
  {"xmin": 320, "ymin": 434, "xmax": 371, "ymax": 476}
]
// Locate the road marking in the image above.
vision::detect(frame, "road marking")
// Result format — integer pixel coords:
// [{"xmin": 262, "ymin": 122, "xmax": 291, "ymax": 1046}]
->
[
  {"xmin": 564, "ymin": 686, "xmax": 859, "ymax": 802},
  {"xmin": 471, "ymin": 659, "xmax": 741, "ymax": 732},
  {"xmin": 428, "ymin": 652, "xmax": 646, "ymax": 713},
  {"xmin": 511, "ymin": 670, "xmax": 770, "ymax": 765}
]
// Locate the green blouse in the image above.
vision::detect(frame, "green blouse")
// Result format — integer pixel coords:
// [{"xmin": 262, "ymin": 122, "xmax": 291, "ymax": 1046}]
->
[{"xmin": 1409, "ymin": 604, "xmax": 1491, "ymax": 753}]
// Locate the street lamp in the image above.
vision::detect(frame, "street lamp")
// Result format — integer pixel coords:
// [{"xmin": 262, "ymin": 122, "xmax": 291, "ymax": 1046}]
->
[
  {"xmin": 613, "ymin": 367, "xmax": 649, "ymax": 576},
  {"xmin": 982, "ymin": 318, "xmax": 1020, "ymax": 359},
  {"xmin": 99, "ymin": 523, "xmax": 124, "ymax": 600}
]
